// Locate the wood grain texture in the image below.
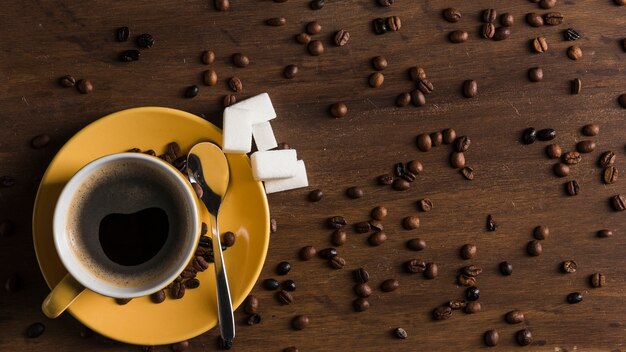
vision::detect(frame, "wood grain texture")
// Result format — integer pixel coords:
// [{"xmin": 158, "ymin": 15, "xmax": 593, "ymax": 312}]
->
[{"xmin": 1, "ymin": 0, "xmax": 625, "ymax": 351}]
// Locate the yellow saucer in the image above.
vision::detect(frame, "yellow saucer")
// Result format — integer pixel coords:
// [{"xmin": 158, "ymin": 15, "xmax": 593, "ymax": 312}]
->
[{"xmin": 32, "ymin": 107, "xmax": 269, "ymax": 345}]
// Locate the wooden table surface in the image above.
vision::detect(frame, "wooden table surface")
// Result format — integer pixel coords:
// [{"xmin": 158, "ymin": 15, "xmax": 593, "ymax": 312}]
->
[{"xmin": 1, "ymin": 0, "xmax": 625, "ymax": 351}]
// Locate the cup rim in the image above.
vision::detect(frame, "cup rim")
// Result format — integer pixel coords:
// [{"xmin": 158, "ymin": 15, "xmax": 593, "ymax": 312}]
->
[{"xmin": 52, "ymin": 152, "xmax": 200, "ymax": 298}]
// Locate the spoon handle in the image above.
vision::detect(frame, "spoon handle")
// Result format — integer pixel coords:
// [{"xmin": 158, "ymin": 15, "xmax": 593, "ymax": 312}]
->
[{"xmin": 209, "ymin": 212, "xmax": 235, "ymax": 344}]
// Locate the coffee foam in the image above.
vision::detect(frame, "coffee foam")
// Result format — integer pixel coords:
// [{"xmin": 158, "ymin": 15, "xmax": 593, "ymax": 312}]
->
[{"xmin": 66, "ymin": 158, "xmax": 194, "ymax": 290}]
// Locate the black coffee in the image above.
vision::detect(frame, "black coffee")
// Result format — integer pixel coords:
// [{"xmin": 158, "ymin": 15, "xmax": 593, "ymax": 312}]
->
[{"xmin": 99, "ymin": 207, "xmax": 169, "ymax": 266}]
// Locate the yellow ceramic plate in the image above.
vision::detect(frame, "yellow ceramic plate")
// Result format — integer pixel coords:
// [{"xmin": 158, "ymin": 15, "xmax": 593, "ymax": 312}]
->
[{"xmin": 32, "ymin": 107, "xmax": 269, "ymax": 345}]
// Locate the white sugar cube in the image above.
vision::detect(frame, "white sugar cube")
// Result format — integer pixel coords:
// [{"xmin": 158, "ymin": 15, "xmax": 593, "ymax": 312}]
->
[
  {"xmin": 229, "ymin": 93, "xmax": 276, "ymax": 124},
  {"xmin": 264, "ymin": 160, "xmax": 308, "ymax": 194},
  {"xmin": 222, "ymin": 109, "xmax": 253, "ymax": 154},
  {"xmin": 252, "ymin": 121, "xmax": 278, "ymax": 151},
  {"xmin": 251, "ymin": 149, "xmax": 298, "ymax": 181}
]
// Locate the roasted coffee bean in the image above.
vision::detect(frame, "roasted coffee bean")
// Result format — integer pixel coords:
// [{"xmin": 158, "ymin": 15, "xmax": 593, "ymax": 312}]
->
[
  {"xmin": 370, "ymin": 206, "xmax": 388, "ymax": 221},
  {"xmin": 223, "ymin": 94, "xmax": 236, "ymax": 107},
  {"xmin": 482, "ymin": 9, "xmax": 497, "ymax": 23},
  {"xmin": 565, "ymin": 180, "xmax": 580, "ymax": 196},
  {"xmin": 277, "ymin": 289, "xmax": 293, "ymax": 305},
  {"xmin": 617, "ymin": 0, "xmax": 626, "ymax": 5},
  {"xmin": 184, "ymin": 278, "xmax": 200, "ymax": 289},
  {"xmin": 499, "ymin": 261, "xmax": 513, "ymax": 276},
  {"xmin": 199, "ymin": 234, "xmax": 211, "ymax": 247},
  {"xmin": 597, "ymin": 229, "xmax": 613, "ymax": 238},
  {"xmin": 319, "ymin": 247, "xmax": 338, "ymax": 259},
  {"xmin": 193, "ymin": 256, "xmax": 209, "ymax": 271},
  {"xmin": 378, "ymin": 0, "xmax": 394, "ymax": 7},
  {"xmin": 329, "ymin": 256, "xmax": 346, "ymax": 269},
  {"xmin": 516, "ymin": 329, "xmax": 533, "ymax": 346},
  {"xmin": 215, "ymin": 0, "xmax": 230, "ymax": 11},
  {"xmin": 493, "ymin": 27, "xmax": 511, "ymax": 41},
  {"xmin": 533, "ymin": 225, "xmax": 549, "ymax": 240},
  {"xmin": 526, "ymin": 12, "xmax": 544, "ymax": 27},
  {"xmin": 281, "ymin": 280, "xmax": 296, "ymax": 292},
  {"xmin": 460, "ymin": 166, "xmax": 475, "ymax": 180},
  {"xmin": 150, "ymin": 290, "xmax": 166, "ymax": 303},
  {"xmin": 571, "ymin": 78, "xmax": 582, "ymax": 94},
  {"xmin": 533, "ymin": 36, "xmax": 548, "ymax": 53},
  {"xmin": 386, "ymin": 16, "xmax": 401, "ymax": 31},
  {"xmin": 31, "ymin": 134, "xmax": 50, "ymax": 149},
  {"xmin": 372, "ymin": 56, "xmax": 388, "ymax": 71},
  {"xmin": 393, "ymin": 327, "xmax": 408, "ymax": 339},
  {"xmin": 540, "ymin": 0, "xmax": 557, "ymax": 8},
  {"xmin": 463, "ymin": 265, "xmax": 483, "ymax": 277},
  {"xmin": 611, "ymin": 195, "xmax": 626, "ymax": 211},
  {"xmin": 486, "ymin": 214, "xmax": 497, "ymax": 231},
  {"xmin": 567, "ymin": 292, "xmax": 583, "ymax": 304},
  {"xmin": 449, "ymin": 299, "xmax": 467, "ymax": 310},
  {"xmin": 354, "ymin": 221, "xmax": 371, "ymax": 233},
  {"xmin": 562, "ymin": 151, "xmax": 581, "ymax": 165},
  {"xmin": 369, "ymin": 220, "xmax": 383, "ymax": 232},
  {"xmin": 405, "ymin": 259, "xmax": 427, "ymax": 273},
  {"xmin": 228, "ymin": 77, "xmax": 243, "ymax": 92},
  {"xmin": 457, "ymin": 274, "xmax": 476, "ymax": 286},
  {"xmin": 417, "ymin": 79, "xmax": 434, "ymax": 94},
  {"xmin": 462, "ymin": 80, "xmax": 478, "ymax": 98},
  {"xmin": 583, "ymin": 122, "xmax": 600, "ymax": 136},
  {"xmin": 308, "ymin": 189, "xmax": 323, "ymax": 202},
  {"xmin": 544, "ymin": 12, "xmax": 563, "ymax": 26},
  {"xmin": 506, "ymin": 310, "xmax": 525, "ymax": 324},
  {"xmin": 59, "ymin": 75, "xmax": 76, "ymax": 87},
  {"xmin": 501, "ymin": 13, "xmax": 514, "ymax": 27},
  {"xmin": 119, "ymin": 49, "xmax": 140, "ymax": 62},
  {"xmin": 292, "ymin": 315, "xmax": 309, "ymax": 330},
  {"xmin": 368, "ymin": 231, "xmax": 387, "ymax": 246},
  {"xmin": 577, "ymin": 140, "xmax": 595, "ymax": 153},
  {"xmin": 409, "ymin": 66, "xmax": 427, "ymax": 81},
  {"xmin": 460, "ymin": 244, "xmax": 477, "ymax": 259},
  {"xmin": 407, "ymin": 160, "xmax": 424, "ymax": 174},
  {"xmin": 373, "ymin": 18, "xmax": 388, "ymax": 34},
  {"xmin": 231, "ymin": 53, "xmax": 250, "ymax": 68},
  {"xmin": 484, "ymin": 330, "xmax": 499, "ymax": 347},
  {"xmin": 418, "ymin": 198, "xmax": 433, "ymax": 212},
  {"xmin": 115, "ymin": 297, "xmax": 132, "ymax": 305},
  {"xmin": 393, "ymin": 178, "xmax": 410, "ymax": 191},
  {"xmin": 561, "ymin": 260, "xmax": 577, "ymax": 273},
  {"xmin": 433, "ymin": 306, "xmax": 452, "ymax": 320},
  {"xmin": 299, "ymin": 246, "xmax": 316, "ymax": 261},
  {"xmin": 546, "ymin": 144, "xmax": 561, "ymax": 159},
  {"xmin": 334, "ymin": 30, "xmax": 350, "ymax": 46},
  {"xmin": 424, "ymin": 262, "xmax": 438, "ymax": 279},
  {"xmin": 263, "ymin": 278, "xmax": 280, "ymax": 290},
  {"xmin": 564, "ymin": 28, "xmax": 581, "ymax": 41},
  {"xmin": 276, "ymin": 261, "xmax": 291, "ymax": 275},
  {"xmin": 173, "ymin": 156, "xmax": 187, "ymax": 172},
  {"xmin": 402, "ymin": 216, "xmax": 420, "ymax": 230},
  {"xmin": 184, "ymin": 85, "xmax": 199, "ymax": 98},
  {"xmin": 430, "ymin": 131, "xmax": 443, "ymax": 147},
  {"xmin": 76, "ymin": 79, "xmax": 93, "ymax": 94},
  {"xmin": 309, "ymin": 0, "xmax": 324, "ymax": 9},
  {"xmin": 246, "ymin": 313, "xmax": 261, "ymax": 325},
  {"xmin": 410, "ymin": 89, "xmax": 426, "ymax": 106},
  {"xmin": 353, "ymin": 298, "xmax": 370, "ymax": 312},
  {"xmin": 354, "ymin": 283, "xmax": 372, "ymax": 298},
  {"xmin": 331, "ymin": 229, "xmax": 347, "ymax": 246},
  {"xmin": 306, "ymin": 21, "xmax": 322, "ymax": 34},
  {"xmin": 481, "ymin": 23, "xmax": 496, "ymax": 39},
  {"xmin": 407, "ymin": 238, "xmax": 426, "ymax": 251},
  {"xmin": 369, "ymin": 72, "xmax": 384, "ymax": 88},
  {"xmin": 599, "ymin": 151, "xmax": 615, "ymax": 167},
  {"xmin": 590, "ymin": 272, "xmax": 606, "ymax": 288},
  {"xmin": 4, "ymin": 274, "xmax": 19, "ymax": 292},
  {"xmin": 450, "ymin": 152, "xmax": 465, "ymax": 169},
  {"xmin": 449, "ymin": 30, "xmax": 468, "ymax": 43},
  {"xmin": 568, "ymin": 45, "xmax": 583, "ymax": 60},
  {"xmin": 296, "ymin": 32, "xmax": 311, "ymax": 44},
  {"xmin": 327, "ymin": 216, "xmax": 347, "ymax": 229},
  {"xmin": 202, "ymin": 50, "xmax": 215, "ymax": 65},
  {"xmin": 527, "ymin": 240, "xmax": 543, "ymax": 256},
  {"xmin": 454, "ymin": 136, "xmax": 471, "ymax": 152},
  {"xmin": 619, "ymin": 94, "xmax": 626, "ymax": 108},
  {"xmin": 603, "ymin": 166, "xmax": 618, "ymax": 184},
  {"xmin": 346, "ymin": 186, "xmax": 364, "ymax": 199},
  {"xmin": 116, "ymin": 26, "xmax": 130, "ymax": 42},
  {"xmin": 308, "ymin": 40, "xmax": 325, "ymax": 56},
  {"xmin": 522, "ymin": 127, "xmax": 537, "ymax": 144},
  {"xmin": 380, "ymin": 278, "xmax": 399, "ymax": 292},
  {"xmin": 222, "ymin": 231, "xmax": 236, "ymax": 247},
  {"xmin": 528, "ymin": 67, "xmax": 544, "ymax": 82},
  {"xmin": 329, "ymin": 101, "xmax": 349, "ymax": 118},
  {"xmin": 244, "ymin": 295, "xmax": 259, "ymax": 314},
  {"xmin": 170, "ymin": 282, "xmax": 185, "ymax": 299},
  {"xmin": 378, "ymin": 174, "xmax": 394, "ymax": 185},
  {"xmin": 25, "ymin": 322, "xmax": 45, "ymax": 338},
  {"xmin": 443, "ymin": 8, "xmax": 462, "ymax": 22},
  {"xmin": 354, "ymin": 267, "xmax": 370, "ymax": 283},
  {"xmin": 136, "ymin": 33, "xmax": 154, "ymax": 48},
  {"xmin": 283, "ymin": 64, "xmax": 299, "ymax": 79},
  {"xmin": 403, "ymin": 170, "xmax": 416, "ymax": 182},
  {"xmin": 554, "ymin": 163, "xmax": 570, "ymax": 177},
  {"xmin": 181, "ymin": 265, "xmax": 197, "ymax": 280},
  {"xmin": 266, "ymin": 17, "xmax": 286, "ymax": 26},
  {"xmin": 465, "ymin": 301, "xmax": 481, "ymax": 314}
]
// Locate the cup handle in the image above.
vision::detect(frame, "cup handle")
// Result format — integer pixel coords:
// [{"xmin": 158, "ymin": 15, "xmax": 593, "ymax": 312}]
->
[{"xmin": 42, "ymin": 274, "xmax": 86, "ymax": 318}]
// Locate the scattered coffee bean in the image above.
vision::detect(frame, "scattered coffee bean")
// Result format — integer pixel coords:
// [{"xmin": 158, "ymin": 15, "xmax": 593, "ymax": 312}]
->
[
  {"xmin": 418, "ymin": 198, "xmax": 433, "ymax": 212},
  {"xmin": 598, "ymin": 229, "xmax": 613, "ymax": 238},
  {"xmin": 598, "ymin": 151, "xmax": 615, "ymax": 167},
  {"xmin": 583, "ymin": 123, "xmax": 600, "ymax": 136},
  {"xmin": 431, "ymin": 131, "xmax": 443, "ymax": 146},
  {"xmin": 486, "ymin": 214, "xmax": 497, "ymax": 231},
  {"xmin": 506, "ymin": 310, "xmax": 525, "ymax": 324},
  {"xmin": 619, "ymin": 94, "xmax": 626, "ymax": 108},
  {"xmin": 76, "ymin": 79, "xmax": 93, "ymax": 94},
  {"xmin": 540, "ymin": 0, "xmax": 557, "ymax": 8},
  {"xmin": 450, "ymin": 152, "xmax": 465, "ymax": 169},
  {"xmin": 564, "ymin": 28, "xmax": 581, "ymax": 41},
  {"xmin": 449, "ymin": 30, "xmax": 468, "ymax": 43},
  {"xmin": 527, "ymin": 240, "xmax": 543, "ymax": 256},
  {"xmin": 378, "ymin": 0, "xmax": 394, "ymax": 7},
  {"xmin": 116, "ymin": 26, "xmax": 130, "ymax": 42},
  {"xmin": 136, "ymin": 33, "xmax": 154, "ymax": 49},
  {"xmin": 263, "ymin": 278, "xmax": 280, "ymax": 290},
  {"xmin": 417, "ymin": 79, "xmax": 434, "ymax": 94},
  {"xmin": 244, "ymin": 295, "xmax": 259, "ymax": 314},
  {"xmin": 617, "ymin": 0, "xmax": 626, "ymax": 5},
  {"xmin": 202, "ymin": 50, "xmax": 215, "ymax": 65},
  {"xmin": 386, "ymin": 16, "xmax": 402, "ymax": 32},
  {"xmin": 119, "ymin": 49, "xmax": 140, "ymax": 62},
  {"xmin": 544, "ymin": 12, "xmax": 563, "ymax": 25},
  {"xmin": 31, "ymin": 134, "xmax": 51, "ymax": 149},
  {"xmin": 246, "ymin": 313, "xmax": 261, "ymax": 326},
  {"xmin": 493, "ymin": 27, "xmax": 511, "ymax": 41},
  {"xmin": 25, "ymin": 322, "xmax": 45, "ymax": 338},
  {"xmin": 291, "ymin": 315, "xmax": 309, "ymax": 330},
  {"xmin": 526, "ymin": 12, "xmax": 544, "ymax": 27},
  {"xmin": 484, "ymin": 329, "xmax": 499, "ymax": 347},
  {"xmin": 334, "ymin": 30, "xmax": 350, "ymax": 46},
  {"xmin": 409, "ymin": 66, "xmax": 427, "ymax": 81},
  {"xmin": 271, "ymin": 218, "xmax": 277, "ymax": 233},
  {"xmin": 373, "ymin": 18, "xmax": 388, "ymax": 34},
  {"xmin": 590, "ymin": 272, "xmax": 606, "ymax": 288},
  {"xmin": 571, "ymin": 78, "xmax": 582, "ymax": 94},
  {"xmin": 309, "ymin": 0, "xmax": 324, "ymax": 10},
  {"xmin": 396, "ymin": 93, "xmax": 411, "ymax": 107},
  {"xmin": 482, "ymin": 9, "xmax": 497, "ymax": 23},
  {"xmin": 170, "ymin": 282, "xmax": 185, "ymax": 299},
  {"xmin": 533, "ymin": 36, "xmax": 548, "ymax": 53},
  {"xmin": 354, "ymin": 283, "xmax": 372, "ymax": 298},
  {"xmin": 603, "ymin": 166, "xmax": 618, "ymax": 184},
  {"xmin": 228, "ymin": 77, "xmax": 243, "ymax": 92},
  {"xmin": 299, "ymin": 246, "xmax": 316, "ymax": 260},
  {"xmin": 277, "ymin": 289, "xmax": 294, "ymax": 305},
  {"xmin": 306, "ymin": 21, "xmax": 322, "ymax": 35},
  {"xmin": 329, "ymin": 256, "xmax": 346, "ymax": 269},
  {"xmin": 433, "ymin": 306, "xmax": 452, "ymax": 320},
  {"xmin": 346, "ymin": 186, "xmax": 364, "ymax": 199},
  {"xmin": 449, "ymin": 299, "xmax": 467, "ymax": 310},
  {"xmin": 565, "ymin": 180, "xmax": 580, "ymax": 196},
  {"xmin": 327, "ymin": 216, "xmax": 347, "ymax": 229},
  {"xmin": 522, "ymin": 127, "xmax": 537, "ymax": 144},
  {"xmin": 402, "ymin": 216, "xmax": 420, "ymax": 230},
  {"xmin": 577, "ymin": 140, "xmax": 596, "ymax": 153},
  {"xmin": 458, "ymin": 274, "xmax": 476, "ymax": 286},
  {"xmin": 546, "ymin": 144, "xmax": 562, "ymax": 159},
  {"xmin": 482, "ymin": 23, "xmax": 496, "ymax": 39},
  {"xmin": 611, "ymin": 194, "xmax": 626, "ymax": 211},
  {"xmin": 460, "ymin": 244, "xmax": 477, "ymax": 260},
  {"xmin": 353, "ymin": 298, "xmax": 370, "ymax": 312},
  {"xmin": 378, "ymin": 174, "xmax": 394, "ymax": 185},
  {"xmin": 308, "ymin": 189, "xmax": 323, "ymax": 202},
  {"xmin": 368, "ymin": 231, "xmax": 387, "ymax": 246},
  {"xmin": 308, "ymin": 40, "xmax": 325, "ymax": 56},
  {"xmin": 59, "ymin": 75, "xmax": 76, "ymax": 87},
  {"xmin": 222, "ymin": 231, "xmax": 236, "ymax": 247},
  {"xmin": 553, "ymin": 163, "xmax": 570, "ymax": 177},
  {"xmin": 393, "ymin": 327, "xmax": 408, "ymax": 339},
  {"xmin": 369, "ymin": 72, "xmax": 385, "ymax": 88},
  {"xmin": 231, "ymin": 53, "xmax": 250, "ymax": 68},
  {"xmin": 296, "ymin": 32, "xmax": 311, "ymax": 44},
  {"xmin": 562, "ymin": 151, "xmax": 581, "ymax": 165},
  {"xmin": 223, "ymin": 94, "xmax": 236, "ymax": 107},
  {"xmin": 371, "ymin": 206, "xmax": 388, "ymax": 221},
  {"xmin": 465, "ymin": 286, "xmax": 481, "ymax": 301},
  {"xmin": 405, "ymin": 259, "xmax": 427, "ymax": 273},
  {"xmin": 501, "ymin": 13, "xmax": 514, "ymax": 27},
  {"xmin": 354, "ymin": 221, "xmax": 371, "ymax": 234},
  {"xmin": 372, "ymin": 56, "xmax": 388, "ymax": 71},
  {"xmin": 561, "ymin": 260, "xmax": 577, "ymax": 273},
  {"xmin": 215, "ymin": 0, "xmax": 230, "ymax": 11},
  {"xmin": 193, "ymin": 256, "xmax": 209, "ymax": 271},
  {"xmin": 424, "ymin": 262, "xmax": 438, "ymax": 279},
  {"xmin": 454, "ymin": 136, "xmax": 471, "ymax": 152},
  {"xmin": 331, "ymin": 229, "xmax": 347, "ymax": 246},
  {"xmin": 115, "ymin": 297, "xmax": 132, "ymax": 305},
  {"xmin": 528, "ymin": 67, "xmax": 544, "ymax": 82},
  {"xmin": 184, "ymin": 85, "xmax": 199, "ymax": 98},
  {"xmin": 567, "ymin": 45, "xmax": 583, "ymax": 60},
  {"xmin": 410, "ymin": 89, "xmax": 426, "ymax": 106},
  {"xmin": 461, "ymin": 166, "xmax": 475, "ymax": 180},
  {"xmin": 392, "ymin": 178, "xmax": 410, "ymax": 191},
  {"xmin": 462, "ymin": 80, "xmax": 478, "ymax": 98},
  {"xmin": 369, "ymin": 220, "xmax": 383, "ymax": 232},
  {"xmin": 567, "ymin": 291, "xmax": 583, "ymax": 304},
  {"xmin": 276, "ymin": 261, "xmax": 291, "ymax": 275},
  {"xmin": 516, "ymin": 329, "xmax": 533, "ymax": 346},
  {"xmin": 465, "ymin": 301, "xmax": 481, "ymax": 314},
  {"xmin": 283, "ymin": 64, "xmax": 299, "ymax": 79},
  {"xmin": 407, "ymin": 238, "xmax": 426, "ymax": 251},
  {"xmin": 380, "ymin": 279, "xmax": 399, "ymax": 292},
  {"xmin": 443, "ymin": 8, "xmax": 462, "ymax": 23},
  {"xmin": 499, "ymin": 261, "xmax": 513, "ymax": 276},
  {"xmin": 150, "ymin": 290, "xmax": 166, "ymax": 303},
  {"xmin": 266, "ymin": 17, "xmax": 286, "ymax": 26},
  {"xmin": 354, "ymin": 267, "xmax": 370, "ymax": 283},
  {"xmin": 534, "ymin": 225, "xmax": 549, "ymax": 240},
  {"xmin": 407, "ymin": 160, "xmax": 424, "ymax": 174},
  {"xmin": 202, "ymin": 69, "xmax": 218, "ymax": 86},
  {"xmin": 4, "ymin": 274, "xmax": 19, "ymax": 292}
]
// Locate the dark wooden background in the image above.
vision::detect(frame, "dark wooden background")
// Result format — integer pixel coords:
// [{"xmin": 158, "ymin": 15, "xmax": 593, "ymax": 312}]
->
[{"xmin": 1, "ymin": 0, "xmax": 625, "ymax": 351}]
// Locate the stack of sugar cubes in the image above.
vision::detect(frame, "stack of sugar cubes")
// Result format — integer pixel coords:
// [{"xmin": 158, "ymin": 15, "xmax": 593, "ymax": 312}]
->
[{"xmin": 222, "ymin": 93, "xmax": 308, "ymax": 194}]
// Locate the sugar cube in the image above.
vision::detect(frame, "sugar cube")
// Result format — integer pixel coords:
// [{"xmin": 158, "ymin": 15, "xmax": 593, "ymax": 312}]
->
[
  {"xmin": 222, "ymin": 108, "xmax": 253, "ymax": 154},
  {"xmin": 252, "ymin": 121, "xmax": 278, "ymax": 151},
  {"xmin": 251, "ymin": 149, "xmax": 298, "ymax": 181},
  {"xmin": 229, "ymin": 93, "xmax": 276, "ymax": 124},
  {"xmin": 264, "ymin": 160, "xmax": 308, "ymax": 194}
]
